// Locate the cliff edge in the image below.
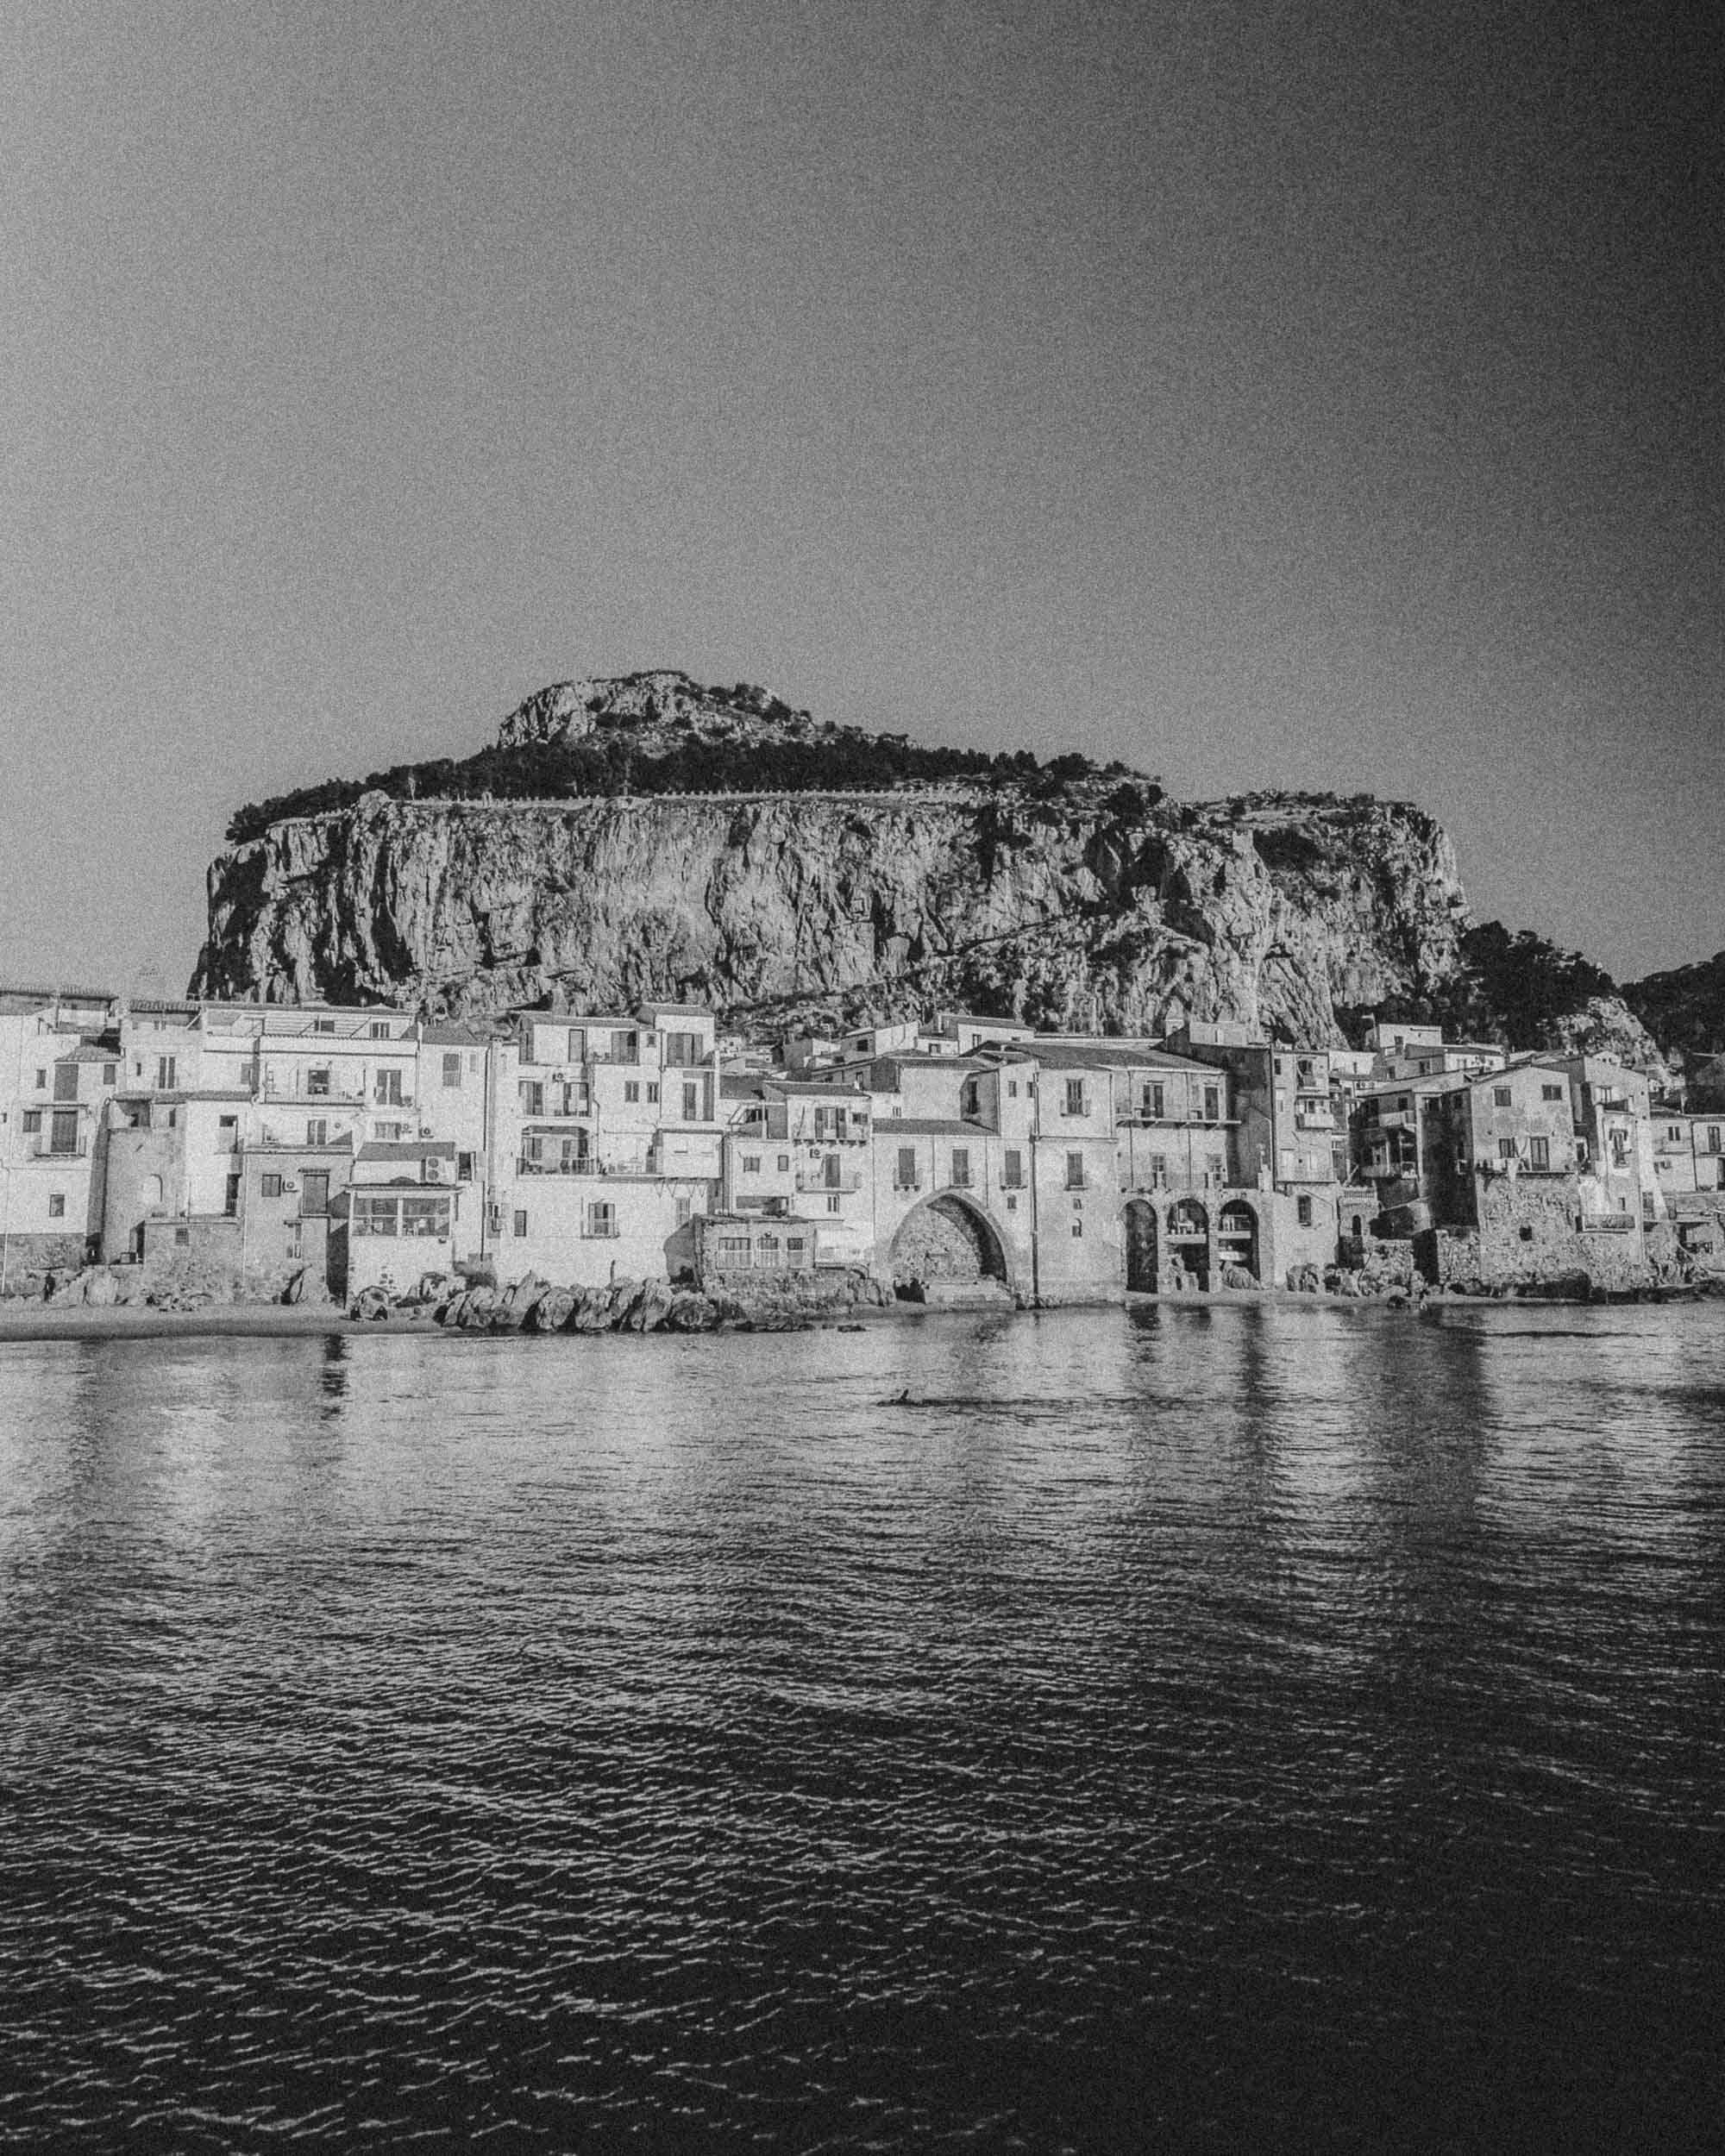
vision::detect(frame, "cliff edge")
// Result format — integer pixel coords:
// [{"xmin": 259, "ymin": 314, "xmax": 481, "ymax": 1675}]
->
[{"xmin": 190, "ymin": 671, "xmax": 1659, "ymax": 1062}]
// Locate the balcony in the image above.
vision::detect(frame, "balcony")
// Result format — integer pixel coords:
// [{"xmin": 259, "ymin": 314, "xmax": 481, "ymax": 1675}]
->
[
  {"xmin": 27, "ymin": 1139, "xmax": 89, "ymax": 1160},
  {"xmin": 795, "ymin": 1169, "xmax": 862, "ymax": 1194},
  {"xmin": 262, "ymin": 1078, "xmax": 368, "ymax": 1104},
  {"xmin": 517, "ymin": 1156, "xmax": 604, "ymax": 1177}
]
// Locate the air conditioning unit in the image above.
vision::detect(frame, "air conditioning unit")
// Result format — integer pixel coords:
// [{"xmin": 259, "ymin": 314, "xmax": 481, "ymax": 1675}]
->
[{"xmin": 424, "ymin": 1158, "xmax": 442, "ymax": 1182}]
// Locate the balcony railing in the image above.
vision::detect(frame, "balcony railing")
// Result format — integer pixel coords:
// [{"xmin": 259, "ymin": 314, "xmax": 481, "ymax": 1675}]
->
[
  {"xmin": 517, "ymin": 1156, "xmax": 602, "ymax": 1176},
  {"xmin": 795, "ymin": 1169, "xmax": 862, "ymax": 1193},
  {"xmin": 261, "ymin": 1079, "xmax": 368, "ymax": 1103},
  {"xmin": 27, "ymin": 1139, "xmax": 89, "ymax": 1159}
]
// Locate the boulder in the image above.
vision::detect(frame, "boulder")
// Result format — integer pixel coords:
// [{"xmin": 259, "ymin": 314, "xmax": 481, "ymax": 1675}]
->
[
  {"xmin": 664, "ymin": 1289, "xmax": 718, "ymax": 1332},
  {"xmin": 621, "ymin": 1278, "xmax": 676, "ymax": 1332},
  {"xmin": 351, "ymin": 1285, "xmax": 392, "ymax": 1321},
  {"xmin": 83, "ymin": 1269, "xmax": 120, "ymax": 1307},
  {"xmin": 530, "ymin": 1286, "xmax": 575, "ymax": 1332}
]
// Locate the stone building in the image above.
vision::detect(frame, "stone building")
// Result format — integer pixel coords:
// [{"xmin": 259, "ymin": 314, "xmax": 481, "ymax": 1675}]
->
[
  {"xmin": 0, "ymin": 986, "xmax": 122, "ymax": 1282},
  {"xmin": 488, "ymin": 1006, "xmax": 721, "ymax": 1288}
]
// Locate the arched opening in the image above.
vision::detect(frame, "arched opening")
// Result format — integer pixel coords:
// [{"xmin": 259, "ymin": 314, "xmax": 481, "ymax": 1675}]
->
[
  {"xmin": 888, "ymin": 1193, "xmax": 1008, "ymax": 1295},
  {"xmin": 1125, "ymin": 1198, "xmax": 1158, "ymax": 1293},
  {"xmin": 1165, "ymin": 1198, "xmax": 1209, "ymax": 1291},
  {"xmin": 1216, "ymin": 1200, "xmax": 1258, "ymax": 1285}
]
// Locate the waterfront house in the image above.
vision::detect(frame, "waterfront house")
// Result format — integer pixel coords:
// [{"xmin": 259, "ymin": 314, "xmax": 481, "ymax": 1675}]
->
[{"xmin": 0, "ymin": 984, "xmax": 122, "ymax": 1280}]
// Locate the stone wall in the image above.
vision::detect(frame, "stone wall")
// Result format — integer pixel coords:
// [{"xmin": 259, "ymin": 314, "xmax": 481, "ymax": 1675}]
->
[
  {"xmin": 889, "ymin": 1200, "xmax": 994, "ymax": 1285},
  {"xmin": 0, "ymin": 1232, "xmax": 95, "ymax": 1295},
  {"xmin": 1422, "ymin": 1175, "xmax": 1652, "ymax": 1293}
]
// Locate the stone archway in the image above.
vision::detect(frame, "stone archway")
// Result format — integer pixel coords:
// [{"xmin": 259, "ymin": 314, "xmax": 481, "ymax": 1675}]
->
[
  {"xmin": 1125, "ymin": 1198, "xmax": 1158, "ymax": 1293},
  {"xmin": 1217, "ymin": 1199, "xmax": 1258, "ymax": 1285},
  {"xmin": 888, "ymin": 1193, "xmax": 1008, "ymax": 1292},
  {"xmin": 1165, "ymin": 1198, "xmax": 1209, "ymax": 1291}
]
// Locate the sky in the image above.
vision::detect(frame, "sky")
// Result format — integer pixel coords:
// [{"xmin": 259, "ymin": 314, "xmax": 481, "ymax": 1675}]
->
[{"xmin": 3, "ymin": 0, "xmax": 1720, "ymax": 994}]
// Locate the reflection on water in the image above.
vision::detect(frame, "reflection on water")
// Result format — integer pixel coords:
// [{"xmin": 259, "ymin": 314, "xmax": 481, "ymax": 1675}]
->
[{"xmin": 2, "ymin": 1303, "xmax": 1722, "ymax": 2151}]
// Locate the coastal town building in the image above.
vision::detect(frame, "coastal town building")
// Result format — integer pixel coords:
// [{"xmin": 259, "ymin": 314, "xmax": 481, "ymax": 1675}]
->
[
  {"xmin": 2, "ymin": 986, "xmax": 1709, "ymax": 1304},
  {"xmin": 0, "ymin": 984, "xmax": 122, "ymax": 1282}
]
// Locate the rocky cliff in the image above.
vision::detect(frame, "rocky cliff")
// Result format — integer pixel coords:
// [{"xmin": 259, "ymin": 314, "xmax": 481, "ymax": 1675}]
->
[{"xmin": 190, "ymin": 671, "xmax": 1654, "ymax": 1060}]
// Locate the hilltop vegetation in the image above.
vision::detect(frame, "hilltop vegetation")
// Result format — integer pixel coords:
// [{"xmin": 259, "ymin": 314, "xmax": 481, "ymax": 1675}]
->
[{"xmin": 225, "ymin": 714, "xmax": 1157, "ymax": 845}]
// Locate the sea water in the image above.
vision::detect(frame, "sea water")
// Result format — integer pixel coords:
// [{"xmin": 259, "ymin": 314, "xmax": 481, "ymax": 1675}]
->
[{"xmin": 2, "ymin": 1302, "xmax": 1722, "ymax": 2149}]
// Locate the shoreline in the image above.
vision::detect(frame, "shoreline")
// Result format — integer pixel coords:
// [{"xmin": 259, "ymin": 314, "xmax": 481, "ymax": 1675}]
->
[{"xmin": 2, "ymin": 1283, "xmax": 1713, "ymax": 1345}]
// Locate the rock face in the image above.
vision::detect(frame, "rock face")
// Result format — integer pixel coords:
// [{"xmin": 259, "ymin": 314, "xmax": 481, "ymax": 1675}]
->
[
  {"xmin": 188, "ymin": 669, "xmax": 1636, "ymax": 1056},
  {"xmin": 193, "ymin": 780, "xmax": 1473, "ymax": 1044}
]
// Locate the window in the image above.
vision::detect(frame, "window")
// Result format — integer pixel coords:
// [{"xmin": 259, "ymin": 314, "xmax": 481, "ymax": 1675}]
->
[
  {"xmin": 223, "ymin": 1175, "xmax": 240, "ymax": 1218},
  {"xmin": 1641, "ymin": 1194, "xmax": 1655, "ymax": 1222},
  {"xmin": 374, "ymin": 1069, "xmax": 404, "ymax": 1106},
  {"xmin": 457, "ymin": 1151, "xmax": 474, "ymax": 1182},
  {"xmin": 306, "ymin": 1119, "xmax": 328, "ymax": 1146},
  {"xmin": 1006, "ymin": 1193, "xmax": 1018, "ymax": 1211},
  {"xmin": 646, "ymin": 1083, "xmax": 659, "ymax": 1103},
  {"xmin": 174, "ymin": 1226, "xmax": 190, "ymax": 1246},
  {"xmin": 1529, "ymin": 1137, "xmax": 1550, "ymax": 1170},
  {"xmin": 514, "ymin": 1209, "xmax": 529, "ymax": 1238},
  {"xmin": 664, "ymin": 1031, "xmax": 700, "ymax": 1066},
  {"xmin": 1208, "ymin": 1154, "xmax": 1225, "ymax": 1185},
  {"xmin": 1542, "ymin": 1083, "xmax": 1565, "ymax": 1102},
  {"xmin": 22, "ymin": 1109, "xmax": 41, "ymax": 1135},
  {"xmin": 1494, "ymin": 1086, "xmax": 1513, "ymax": 1107},
  {"xmin": 1149, "ymin": 1152, "xmax": 1167, "ymax": 1188},
  {"xmin": 34, "ymin": 1069, "xmax": 46, "ymax": 1090},
  {"xmin": 1007, "ymin": 1080, "xmax": 1018, "ymax": 1099},
  {"xmin": 897, "ymin": 1146, "xmax": 918, "ymax": 1189},
  {"xmin": 675, "ymin": 1196, "xmax": 692, "ymax": 1228},
  {"xmin": 1144, "ymin": 1082, "xmax": 1165, "ymax": 1119},
  {"xmin": 519, "ymin": 1080, "xmax": 543, "ymax": 1115},
  {"xmin": 103, "ymin": 1063, "xmax": 116, "ymax": 1086},
  {"xmin": 1296, "ymin": 1195, "xmax": 1314, "ymax": 1228},
  {"xmin": 1203, "ymin": 1085, "xmax": 1220, "ymax": 1121},
  {"xmin": 1498, "ymin": 1138, "xmax": 1517, "ymax": 1161},
  {"xmin": 778, "ymin": 1154, "xmax": 791, "ymax": 1173},
  {"xmin": 47, "ymin": 1194, "xmax": 66, "ymax": 1219},
  {"xmin": 313, "ymin": 1018, "xmax": 336, "ymax": 1034},
  {"xmin": 1003, "ymin": 1149, "xmax": 1024, "ymax": 1189},
  {"xmin": 261, "ymin": 1174, "xmax": 283, "ymax": 1199},
  {"xmin": 826, "ymin": 1195, "xmax": 841, "ymax": 1213},
  {"xmin": 49, "ymin": 1111, "xmax": 78, "ymax": 1156},
  {"xmin": 53, "ymin": 1064, "xmax": 78, "ymax": 1102},
  {"xmin": 155, "ymin": 1055, "xmax": 177, "ymax": 1089},
  {"xmin": 1063, "ymin": 1078, "xmax": 1086, "ymax": 1116},
  {"xmin": 950, "ymin": 1147, "xmax": 971, "ymax": 1188},
  {"xmin": 1065, "ymin": 1151, "xmax": 1085, "ymax": 1190},
  {"xmin": 742, "ymin": 1154, "xmax": 762, "ymax": 1175},
  {"xmin": 624, "ymin": 1081, "xmax": 641, "ymax": 1103},
  {"xmin": 787, "ymin": 1236, "xmax": 806, "ymax": 1260},
  {"xmin": 1520, "ymin": 1225, "xmax": 1534, "ymax": 1244},
  {"xmin": 442, "ymin": 1053, "xmax": 462, "ymax": 1087},
  {"xmin": 683, "ymin": 1083, "xmax": 699, "ymax": 1121},
  {"xmin": 1071, "ymin": 1219, "xmax": 1083, "ymax": 1237},
  {"xmin": 370, "ymin": 1021, "xmax": 390, "ymax": 1040},
  {"xmin": 308, "ymin": 1067, "xmax": 330, "ymax": 1096},
  {"xmin": 1709, "ymin": 1128, "xmax": 1722, "ymax": 1155},
  {"xmin": 218, "ymin": 1115, "xmax": 238, "ymax": 1151}
]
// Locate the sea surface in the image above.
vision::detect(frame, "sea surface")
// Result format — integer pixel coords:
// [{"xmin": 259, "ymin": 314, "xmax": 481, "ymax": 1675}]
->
[{"xmin": 2, "ymin": 1302, "xmax": 1722, "ymax": 2152}]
